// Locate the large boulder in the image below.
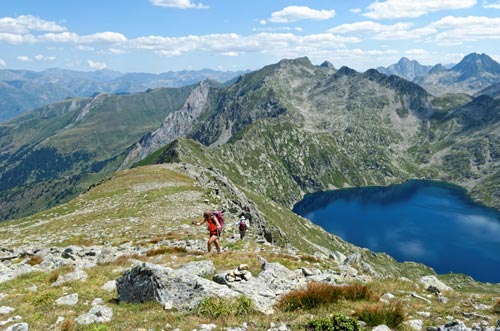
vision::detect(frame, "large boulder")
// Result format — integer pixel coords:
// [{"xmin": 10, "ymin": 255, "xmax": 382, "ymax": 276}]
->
[
  {"xmin": 419, "ymin": 275, "xmax": 453, "ymax": 292},
  {"xmin": 116, "ymin": 262, "xmax": 239, "ymax": 311}
]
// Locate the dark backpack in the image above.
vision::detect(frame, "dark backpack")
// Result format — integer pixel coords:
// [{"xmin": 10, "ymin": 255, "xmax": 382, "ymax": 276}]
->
[
  {"xmin": 212, "ymin": 210, "xmax": 225, "ymax": 231},
  {"xmin": 239, "ymin": 219, "xmax": 247, "ymax": 231}
]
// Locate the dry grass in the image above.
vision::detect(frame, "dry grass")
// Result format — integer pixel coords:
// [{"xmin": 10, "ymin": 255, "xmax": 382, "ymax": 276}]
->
[
  {"xmin": 277, "ymin": 282, "xmax": 374, "ymax": 312},
  {"xmin": 145, "ymin": 246, "xmax": 188, "ymax": 256},
  {"xmin": 27, "ymin": 255, "xmax": 43, "ymax": 266},
  {"xmin": 355, "ymin": 302, "xmax": 405, "ymax": 328},
  {"xmin": 59, "ymin": 319, "xmax": 76, "ymax": 331},
  {"xmin": 494, "ymin": 299, "xmax": 500, "ymax": 314}
]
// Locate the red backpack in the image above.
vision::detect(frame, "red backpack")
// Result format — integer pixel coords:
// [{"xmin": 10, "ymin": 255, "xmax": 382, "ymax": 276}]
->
[
  {"xmin": 212, "ymin": 210, "xmax": 225, "ymax": 232},
  {"xmin": 239, "ymin": 219, "xmax": 247, "ymax": 231}
]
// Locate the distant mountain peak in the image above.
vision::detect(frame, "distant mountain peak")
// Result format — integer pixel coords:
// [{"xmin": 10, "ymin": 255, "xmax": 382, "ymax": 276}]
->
[
  {"xmin": 377, "ymin": 57, "xmax": 431, "ymax": 81},
  {"xmin": 451, "ymin": 52, "xmax": 500, "ymax": 79}
]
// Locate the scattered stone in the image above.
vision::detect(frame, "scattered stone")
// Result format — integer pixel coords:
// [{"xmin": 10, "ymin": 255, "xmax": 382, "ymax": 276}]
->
[
  {"xmin": 75, "ymin": 305, "xmax": 113, "ymax": 325},
  {"xmin": 411, "ymin": 292, "xmax": 432, "ymax": 304},
  {"xmin": 382, "ymin": 293, "xmax": 396, "ymax": 300},
  {"xmin": 52, "ymin": 269, "xmax": 87, "ymax": 287},
  {"xmin": 429, "ymin": 320, "xmax": 470, "ymax": 331},
  {"xmin": 301, "ymin": 267, "xmax": 314, "ymax": 277},
  {"xmin": 438, "ymin": 295, "xmax": 449, "ymax": 304},
  {"xmin": 473, "ymin": 304, "xmax": 490, "ymax": 310},
  {"xmin": 92, "ymin": 298, "xmax": 104, "ymax": 306},
  {"xmin": 462, "ymin": 312, "xmax": 490, "ymax": 321},
  {"xmin": 3, "ymin": 323, "xmax": 28, "ymax": 331},
  {"xmin": 196, "ymin": 324, "xmax": 217, "ymax": 331},
  {"xmin": 0, "ymin": 316, "xmax": 22, "ymax": 327},
  {"xmin": 0, "ymin": 307, "xmax": 15, "ymax": 315},
  {"xmin": 102, "ymin": 280, "xmax": 117, "ymax": 292},
  {"xmin": 419, "ymin": 275, "xmax": 453, "ymax": 292},
  {"xmin": 405, "ymin": 319, "xmax": 424, "ymax": 331},
  {"xmin": 417, "ymin": 311, "xmax": 431, "ymax": 318},
  {"xmin": 55, "ymin": 293, "xmax": 78, "ymax": 306},
  {"xmin": 238, "ymin": 264, "xmax": 249, "ymax": 271},
  {"xmin": 372, "ymin": 325, "xmax": 391, "ymax": 331},
  {"xmin": 427, "ymin": 285, "xmax": 441, "ymax": 295}
]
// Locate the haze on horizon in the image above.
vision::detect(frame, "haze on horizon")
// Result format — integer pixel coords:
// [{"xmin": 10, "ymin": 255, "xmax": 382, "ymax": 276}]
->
[{"xmin": 1, "ymin": 0, "xmax": 500, "ymax": 73}]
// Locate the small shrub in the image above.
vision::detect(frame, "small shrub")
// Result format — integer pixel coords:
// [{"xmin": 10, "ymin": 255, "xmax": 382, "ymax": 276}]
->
[
  {"xmin": 235, "ymin": 295, "xmax": 255, "ymax": 316},
  {"xmin": 197, "ymin": 295, "xmax": 255, "ymax": 319},
  {"xmin": 355, "ymin": 302, "xmax": 405, "ymax": 328},
  {"xmin": 27, "ymin": 255, "xmax": 43, "ymax": 266},
  {"xmin": 59, "ymin": 319, "xmax": 76, "ymax": 331},
  {"xmin": 494, "ymin": 299, "xmax": 500, "ymax": 314},
  {"xmin": 277, "ymin": 282, "xmax": 373, "ymax": 311},
  {"xmin": 30, "ymin": 291, "xmax": 58, "ymax": 306},
  {"xmin": 305, "ymin": 314, "xmax": 360, "ymax": 331},
  {"xmin": 47, "ymin": 270, "xmax": 61, "ymax": 284},
  {"xmin": 197, "ymin": 296, "xmax": 233, "ymax": 319}
]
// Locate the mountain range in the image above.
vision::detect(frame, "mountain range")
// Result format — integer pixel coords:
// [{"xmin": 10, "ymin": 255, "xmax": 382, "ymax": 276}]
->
[
  {"xmin": 1, "ymin": 53, "xmax": 500, "ymax": 223},
  {"xmin": 0, "ymin": 67, "xmax": 245, "ymax": 122}
]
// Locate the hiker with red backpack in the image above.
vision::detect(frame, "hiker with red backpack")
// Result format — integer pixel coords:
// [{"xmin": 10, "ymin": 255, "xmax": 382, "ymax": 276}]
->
[
  {"xmin": 237, "ymin": 215, "xmax": 249, "ymax": 240},
  {"xmin": 192, "ymin": 210, "xmax": 223, "ymax": 254}
]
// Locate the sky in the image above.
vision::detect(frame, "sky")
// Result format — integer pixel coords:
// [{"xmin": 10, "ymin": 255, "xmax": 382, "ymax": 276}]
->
[{"xmin": 1, "ymin": 0, "xmax": 500, "ymax": 73}]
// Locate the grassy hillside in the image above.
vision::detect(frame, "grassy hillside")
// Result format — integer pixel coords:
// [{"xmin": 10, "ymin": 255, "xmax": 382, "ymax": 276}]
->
[
  {"xmin": 0, "ymin": 163, "xmax": 498, "ymax": 330},
  {"xmin": 0, "ymin": 86, "xmax": 195, "ymax": 221}
]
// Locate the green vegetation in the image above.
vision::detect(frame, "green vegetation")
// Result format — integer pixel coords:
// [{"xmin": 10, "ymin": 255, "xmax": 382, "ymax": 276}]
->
[
  {"xmin": 196, "ymin": 295, "xmax": 255, "ymax": 319},
  {"xmin": 355, "ymin": 303, "xmax": 405, "ymax": 328},
  {"xmin": 305, "ymin": 314, "xmax": 360, "ymax": 331}
]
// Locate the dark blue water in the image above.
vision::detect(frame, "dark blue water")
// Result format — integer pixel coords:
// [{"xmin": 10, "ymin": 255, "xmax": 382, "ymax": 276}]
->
[{"xmin": 293, "ymin": 180, "xmax": 500, "ymax": 283}]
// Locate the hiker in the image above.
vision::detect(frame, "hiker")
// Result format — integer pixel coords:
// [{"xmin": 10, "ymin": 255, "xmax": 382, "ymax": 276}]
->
[
  {"xmin": 237, "ymin": 215, "xmax": 249, "ymax": 240},
  {"xmin": 192, "ymin": 210, "xmax": 222, "ymax": 253}
]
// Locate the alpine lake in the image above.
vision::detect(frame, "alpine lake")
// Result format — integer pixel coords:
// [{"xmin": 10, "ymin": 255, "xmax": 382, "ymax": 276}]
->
[{"xmin": 293, "ymin": 180, "xmax": 500, "ymax": 283}]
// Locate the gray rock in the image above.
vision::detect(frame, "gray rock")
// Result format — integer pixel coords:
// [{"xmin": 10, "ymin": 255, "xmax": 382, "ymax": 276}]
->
[
  {"xmin": 3, "ymin": 323, "xmax": 28, "ymax": 331},
  {"xmin": 75, "ymin": 305, "xmax": 113, "ymax": 325},
  {"xmin": 372, "ymin": 325, "xmax": 391, "ymax": 331},
  {"xmin": 438, "ymin": 295, "xmax": 449, "ymax": 304},
  {"xmin": 116, "ymin": 263, "xmax": 239, "ymax": 311},
  {"xmin": 430, "ymin": 320, "xmax": 471, "ymax": 331},
  {"xmin": 52, "ymin": 269, "xmax": 87, "ymax": 287},
  {"xmin": 178, "ymin": 260, "xmax": 216, "ymax": 277},
  {"xmin": 55, "ymin": 293, "xmax": 78, "ymax": 306},
  {"xmin": 102, "ymin": 280, "xmax": 117, "ymax": 292},
  {"xmin": 381, "ymin": 293, "xmax": 396, "ymax": 300},
  {"xmin": 344, "ymin": 253, "xmax": 361, "ymax": 265},
  {"xmin": 329, "ymin": 250, "xmax": 347, "ymax": 264},
  {"xmin": 0, "ymin": 306, "xmax": 14, "ymax": 315},
  {"xmin": 405, "ymin": 319, "xmax": 423, "ymax": 331},
  {"xmin": 419, "ymin": 275, "xmax": 453, "ymax": 292},
  {"xmin": 0, "ymin": 316, "xmax": 22, "ymax": 327}
]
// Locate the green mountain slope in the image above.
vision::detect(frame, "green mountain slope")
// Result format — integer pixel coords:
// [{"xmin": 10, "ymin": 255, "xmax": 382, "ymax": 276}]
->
[{"xmin": 0, "ymin": 86, "xmax": 195, "ymax": 221}]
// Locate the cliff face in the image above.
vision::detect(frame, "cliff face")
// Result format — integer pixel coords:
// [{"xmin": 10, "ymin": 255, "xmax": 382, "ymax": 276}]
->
[{"xmin": 120, "ymin": 80, "xmax": 212, "ymax": 168}]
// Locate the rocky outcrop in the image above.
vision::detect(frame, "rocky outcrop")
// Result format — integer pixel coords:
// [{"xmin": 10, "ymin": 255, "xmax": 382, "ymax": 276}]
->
[
  {"xmin": 116, "ymin": 261, "xmax": 239, "ymax": 311},
  {"xmin": 120, "ymin": 80, "xmax": 212, "ymax": 168},
  {"xmin": 116, "ymin": 258, "xmax": 370, "ymax": 315}
]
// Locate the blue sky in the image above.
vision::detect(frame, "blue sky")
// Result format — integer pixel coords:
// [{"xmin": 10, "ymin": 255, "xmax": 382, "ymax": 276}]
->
[{"xmin": 1, "ymin": 0, "xmax": 500, "ymax": 73}]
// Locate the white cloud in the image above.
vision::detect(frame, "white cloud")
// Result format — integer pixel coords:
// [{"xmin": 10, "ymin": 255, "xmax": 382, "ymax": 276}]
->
[
  {"xmin": 0, "ymin": 15, "xmax": 66, "ymax": 34},
  {"xmin": 364, "ymin": 0, "xmax": 477, "ymax": 19},
  {"xmin": 17, "ymin": 55, "xmax": 32, "ymax": 62},
  {"xmin": 430, "ymin": 16, "xmax": 500, "ymax": 42},
  {"xmin": 34, "ymin": 54, "xmax": 56, "ymax": 61},
  {"xmin": 350, "ymin": 8, "xmax": 362, "ymax": 14},
  {"xmin": 40, "ymin": 31, "xmax": 127, "ymax": 44},
  {"xmin": 329, "ymin": 21, "xmax": 412, "ymax": 34},
  {"xmin": 405, "ymin": 49, "xmax": 430, "ymax": 56},
  {"xmin": 259, "ymin": 19, "xmax": 267, "ymax": 25},
  {"xmin": 268, "ymin": 6, "xmax": 335, "ymax": 23},
  {"xmin": 483, "ymin": 0, "xmax": 500, "ymax": 8},
  {"xmin": 222, "ymin": 51, "xmax": 239, "ymax": 57},
  {"xmin": 328, "ymin": 21, "xmax": 436, "ymax": 40},
  {"xmin": 149, "ymin": 0, "xmax": 208, "ymax": 9},
  {"xmin": 88, "ymin": 59, "xmax": 107, "ymax": 70},
  {"xmin": 0, "ymin": 32, "xmax": 36, "ymax": 44},
  {"xmin": 0, "ymin": 58, "xmax": 6, "ymax": 66},
  {"xmin": 131, "ymin": 32, "xmax": 360, "ymax": 57}
]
